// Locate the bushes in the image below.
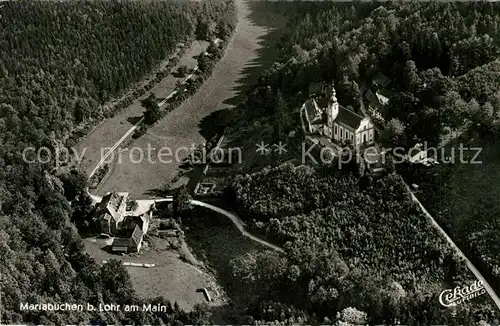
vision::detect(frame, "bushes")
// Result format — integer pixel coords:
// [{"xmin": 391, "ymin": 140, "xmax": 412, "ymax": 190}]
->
[{"xmin": 89, "ymin": 164, "xmax": 109, "ymax": 189}]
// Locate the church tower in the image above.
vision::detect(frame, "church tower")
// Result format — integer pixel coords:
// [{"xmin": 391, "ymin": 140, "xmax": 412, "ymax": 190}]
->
[{"xmin": 326, "ymin": 82, "xmax": 339, "ymax": 132}]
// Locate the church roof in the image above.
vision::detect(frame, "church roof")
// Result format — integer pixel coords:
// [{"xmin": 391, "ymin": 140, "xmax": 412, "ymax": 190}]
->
[{"xmin": 337, "ymin": 106, "xmax": 365, "ymax": 130}]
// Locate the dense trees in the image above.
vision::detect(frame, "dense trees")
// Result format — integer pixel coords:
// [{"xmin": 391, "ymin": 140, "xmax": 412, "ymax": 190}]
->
[
  {"xmin": 230, "ymin": 1, "xmax": 500, "ymax": 150},
  {"xmin": 399, "ymin": 136, "xmax": 500, "ymax": 302},
  {"xmin": 0, "ymin": 0, "xmax": 236, "ymax": 324},
  {"xmin": 0, "ymin": 0, "xmax": 236, "ymax": 144},
  {"xmin": 220, "ymin": 4, "xmax": 500, "ymax": 323},
  {"xmin": 225, "ymin": 164, "xmax": 498, "ymax": 324}
]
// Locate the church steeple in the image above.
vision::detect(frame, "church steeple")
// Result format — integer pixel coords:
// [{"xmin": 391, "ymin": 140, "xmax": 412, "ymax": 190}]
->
[
  {"xmin": 327, "ymin": 82, "xmax": 339, "ymax": 122},
  {"xmin": 328, "ymin": 82, "xmax": 337, "ymax": 104}
]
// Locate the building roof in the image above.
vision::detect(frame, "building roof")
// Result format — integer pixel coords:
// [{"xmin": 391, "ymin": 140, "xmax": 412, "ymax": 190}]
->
[
  {"xmin": 98, "ymin": 192, "xmax": 114, "ymax": 211},
  {"xmin": 336, "ymin": 106, "xmax": 365, "ymax": 130},
  {"xmin": 407, "ymin": 143, "xmax": 428, "ymax": 161},
  {"xmin": 304, "ymin": 99, "xmax": 325, "ymax": 125},
  {"xmin": 377, "ymin": 88, "xmax": 392, "ymax": 99},
  {"xmin": 98, "ymin": 192, "xmax": 128, "ymax": 223},
  {"xmin": 122, "ymin": 211, "xmax": 151, "ymax": 232},
  {"xmin": 130, "ymin": 225, "xmax": 143, "ymax": 246},
  {"xmin": 376, "ymin": 92, "xmax": 389, "ymax": 106}
]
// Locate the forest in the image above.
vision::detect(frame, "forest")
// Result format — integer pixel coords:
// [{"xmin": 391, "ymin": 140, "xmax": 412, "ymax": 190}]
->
[
  {"xmin": 224, "ymin": 164, "xmax": 498, "ymax": 324},
  {"xmin": 229, "ymin": 0, "xmax": 500, "ymax": 148},
  {"xmin": 217, "ymin": 0, "xmax": 500, "ymax": 324},
  {"xmin": 0, "ymin": 0, "xmax": 236, "ymax": 324}
]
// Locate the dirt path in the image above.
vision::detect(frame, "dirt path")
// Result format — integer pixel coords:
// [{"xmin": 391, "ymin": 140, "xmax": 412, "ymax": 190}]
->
[
  {"xmin": 190, "ymin": 200, "xmax": 284, "ymax": 253},
  {"xmin": 97, "ymin": 0, "xmax": 286, "ymax": 198}
]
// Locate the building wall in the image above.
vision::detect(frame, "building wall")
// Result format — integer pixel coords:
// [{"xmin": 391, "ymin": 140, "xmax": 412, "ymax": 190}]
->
[
  {"xmin": 355, "ymin": 119, "xmax": 375, "ymax": 147},
  {"xmin": 112, "ymin": 245, "xmax": 128, "ymax": 253},
  {"xmin": 332, "ymin": 122, "xmax": 356, "ymax": 144}
]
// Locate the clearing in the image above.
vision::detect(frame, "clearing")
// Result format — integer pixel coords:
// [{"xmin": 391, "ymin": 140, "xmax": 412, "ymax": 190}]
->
[
  {"xmin": 83, "ymin": 235, "xmax": 226, "ymax": 312},
  {"xmin": 76, "ymin": 40, "xmax": 208, "ymax": 177},
  {"xmin": 182, "ymin": 205, "xmax": 268, "ymax": 312},
  {"xmin": 96, "ymin": 0, "xmax": 287, "ymax": 198}
]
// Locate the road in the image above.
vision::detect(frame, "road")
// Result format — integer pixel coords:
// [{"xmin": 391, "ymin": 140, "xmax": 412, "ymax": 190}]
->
[
  {"xmin": 88, "ymin": 116, "xmax": 144, "ymax": 180},
  {"xmin": 406, "ymin": 186, "xmax": 500, "ymax": 310},
  {"xmin": 87, "ymin": 70, "xmax": 197, "ymax": 181}
]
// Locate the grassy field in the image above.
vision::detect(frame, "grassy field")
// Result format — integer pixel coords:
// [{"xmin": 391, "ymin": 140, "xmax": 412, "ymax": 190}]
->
[
  {"xmin": 96, "ymin": 0, "xmax": 288, "ymax": 198},
  {"xmin": 83, "ymin": 235, "xmax": 226, "ymax": 312},
  {"xmin": 76, "ymin": 40, "xmax": 207, "ymax": 178}
]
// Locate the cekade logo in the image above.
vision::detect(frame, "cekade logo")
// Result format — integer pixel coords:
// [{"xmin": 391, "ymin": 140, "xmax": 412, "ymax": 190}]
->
[{"xmin": 439, "ymin": 280, "xmax": 486, "ymax": 307}]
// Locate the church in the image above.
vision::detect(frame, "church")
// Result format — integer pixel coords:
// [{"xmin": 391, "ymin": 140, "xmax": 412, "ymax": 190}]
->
[{"xmin": 301, "ymin": 82, "xmax": 374, "ymax": 148}]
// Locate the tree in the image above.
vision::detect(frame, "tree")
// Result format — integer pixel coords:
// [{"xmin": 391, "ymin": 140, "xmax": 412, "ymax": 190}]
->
[
  {"xmin": 177, "ymin": 65, "xmax": 188, "ymax": 77},
  {"xmin": 59, "ymin": 169, "xmax": 87, "ymax": 201},
  {"xmin": 403, "ymin": 60, "xmax": 420, "ymax": 91},
  {"xmin": 380, "ymin": 118, "xmax": 406, "ymax": 148},
  {"xmin": 197, "ymin": 52, "xmax": 209, "ymax": 73},
  {"xmin": 196, "ymin": 19, "xmax": 216, "ymax": 40},
  {"xmin": 336, "ymin": 307, "xmax": 368, "ymax": 325},
  {"xmin": 273, "ymin": 89, "xmax": 291, "ymax": 138},
  {"xmin": 173, "ymin": 185, "xmax": 192, "ymax": 218},
  {"xmin": 207, "ymin": 41, "xmax": 218, "ymax": 55},
  {"xmin": 142, "ymin": 93, "xmax": 161, "ymax": 124},
  {"xmin": 128, "ymin": 200, "xmax": 138, "ymax": 212},
  {"xmin": 71, "ymin": 192, "xmax": 95, "ymax": 230}
]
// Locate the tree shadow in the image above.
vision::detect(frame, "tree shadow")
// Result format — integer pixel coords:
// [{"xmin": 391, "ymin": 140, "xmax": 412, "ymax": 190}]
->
[
  {"xmin": 198, "ymin": 108, "xmax": 233, "ymax": 140},
  {"xmin": 171, "ymin": 71, "xmax": 187, "ymax": 78},
  {"xmin": 142, "ymin": 165, "xmax": 204, "ymax": 197},
  {"xmin": 144, "ymin": 188, "xmax": 173, "ymax": 197},
  {"xmin": 127, "ymin": 116, "xmax": 143, "ymax": 125},
  {"xmin": 222, "ymin": 0, "xmax": 288, "ymax": 107}
]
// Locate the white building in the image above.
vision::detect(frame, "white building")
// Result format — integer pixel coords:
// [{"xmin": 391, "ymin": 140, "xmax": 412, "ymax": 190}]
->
[
  {"xmin": 406, "ymin": 143, "xmax": 427, "ymax": 163},
  {"xmin": 302, "ymin": 82, "xmax": 375, "ymax": 148}
]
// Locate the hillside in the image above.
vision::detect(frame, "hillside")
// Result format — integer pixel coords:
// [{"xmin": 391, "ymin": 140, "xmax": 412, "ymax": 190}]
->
[
  {"xmin": 224, "ymin": 164, "xmax": 498, "ymax": 324},
  {"xmin": 0, "ymin": 0, "xmax": 236, "ymax": 324}
]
